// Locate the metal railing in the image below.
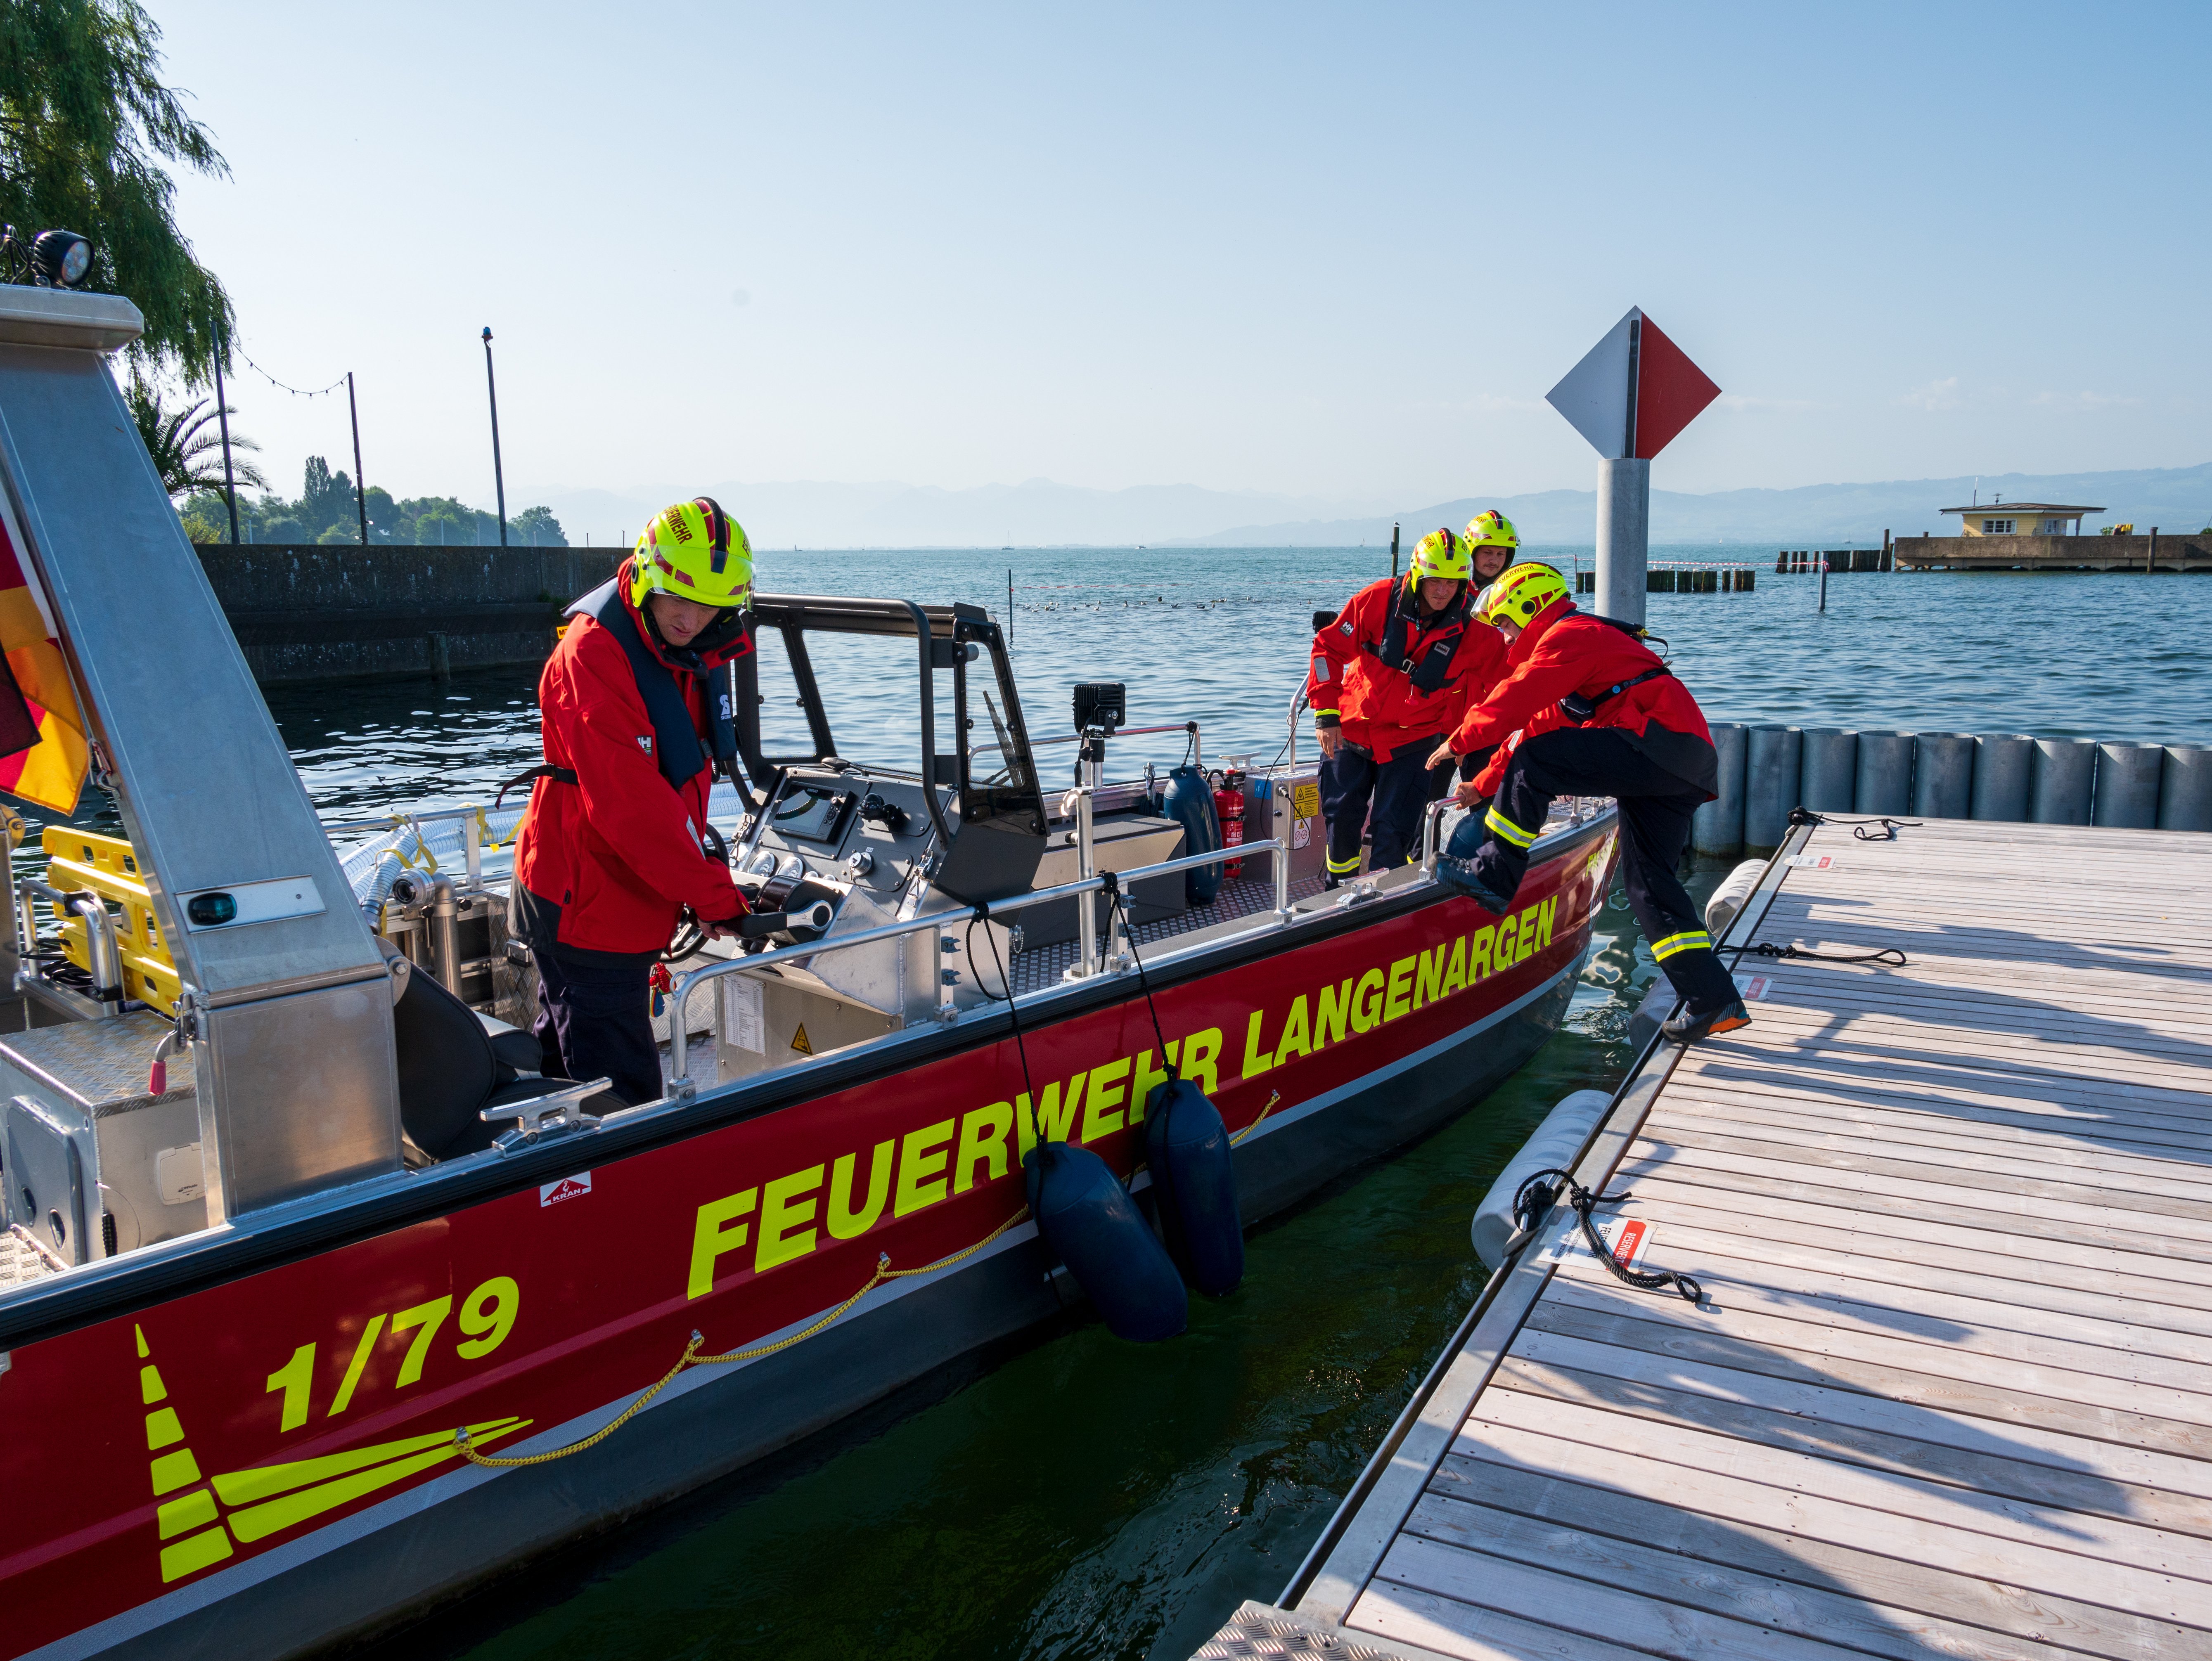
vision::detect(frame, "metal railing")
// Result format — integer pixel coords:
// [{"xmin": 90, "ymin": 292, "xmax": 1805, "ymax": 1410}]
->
[
  {"xmin": 320, "ymin": 803, "xmax": 487, "ymax": 833},
  {"xmin": 15, "ymin": 877, "xmax": 123, "ymax": 1015},
  {"xmin": 664, "ymin": 834, "xmax": 1289, "ymax": 1091},
  {"xmin": 1422, "ymin": 798, "xmax": 1453, "ymax": 875},
  {"xmin": 974, "ymin": 719, "xmax": 1201, "ymax": 767},
  {"xmin": 322, "ymin": 802, "xmax": 500, "ymax": 887}
]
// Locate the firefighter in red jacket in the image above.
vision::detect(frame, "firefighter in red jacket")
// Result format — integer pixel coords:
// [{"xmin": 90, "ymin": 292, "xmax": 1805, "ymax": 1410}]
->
[
  {"xmin": 1306, "ymin": 520, "xmax": 1511, "ymax": 884},
  {"xmin": 509, "ymin": 498, "xmax": 755, "ymax": 1103},
  {"xmin": 1426, "ymin": 562, "xmax": 1750, "ymax": 1043}
]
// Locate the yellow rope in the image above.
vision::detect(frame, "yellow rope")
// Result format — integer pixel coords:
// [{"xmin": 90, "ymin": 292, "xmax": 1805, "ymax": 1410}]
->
[
  {"xmin": 474, "ymin": 806, "xmax": 517, "ymax": 852},
  {"xmin": 381, "ymin": 815, "xmax": 438, "ymax": 875},
  {"xmin": 1230, "ymin": 1089, "xmax": 1282, "ymax": 1146},
  {"xmin": 455, "ymin": 1205, "xmax": 1030, "ymax": 1469},
  {"xmin": 454, "ymin": 1336, "xmax": 703, "ymax": 1469}
]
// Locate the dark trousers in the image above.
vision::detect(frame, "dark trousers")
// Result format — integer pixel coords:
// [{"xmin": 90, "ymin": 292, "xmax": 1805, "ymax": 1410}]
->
[
  {"xmin": 531, "ymin": 944, "xmax": 664, "ymax": 1106},
  {"xmin": 1471, "ymin": 728, "xmax": 1739, "ymax": 1015},
  {"xmin": 1322, "ymin": 742, "xmax": 1452, "ymax": 878}
]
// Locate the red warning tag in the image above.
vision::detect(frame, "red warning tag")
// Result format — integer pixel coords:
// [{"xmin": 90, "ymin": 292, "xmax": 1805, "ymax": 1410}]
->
[
  {"xmin": 1736, "ymin": 973, "xmax": 1771, "ymax": 1002},
  {"xmin": 1543, "ymin": 1215, "xmax": 1654, "ymax": 1267},
  {"xmin": 1785, "ymin": 854, "xmax": 1835, "ymax": 870},
  {"xmin": 1611, "ymin": 1218, "xmax": 1651, "ymax": 1268}
]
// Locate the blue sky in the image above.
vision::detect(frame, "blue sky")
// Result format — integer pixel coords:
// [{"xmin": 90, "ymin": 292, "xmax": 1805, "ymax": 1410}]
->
[{"xmin": 153, "ymin": 1, "xmax": 2212, "ymax": 527}]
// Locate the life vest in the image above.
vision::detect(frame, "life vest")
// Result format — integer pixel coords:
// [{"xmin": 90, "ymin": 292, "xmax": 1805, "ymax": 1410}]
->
[
  {"xmin": 567, "ymin": 579, "xmax": 740, "ymax": 789},
  {"xmin": 1557, "ymin": 616, "xmax": 1672, "ymax": 724},
  {"xmin": 1362, "ymin": 588, "xmax": 1469, "ymax": 697},
  {"xmin": 496, "ymin": 577, "xmax": 751, "ymax": 810}
]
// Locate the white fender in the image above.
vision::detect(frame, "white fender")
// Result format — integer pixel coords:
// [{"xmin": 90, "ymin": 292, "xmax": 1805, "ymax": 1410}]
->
[
  {"xmin": 1471, "ymin": 1088, "xmax": 1613, "ymax": 1268},
  {"xmin": 1703, "ymin": 857, "xmax": 1769, "ymax": 941}
]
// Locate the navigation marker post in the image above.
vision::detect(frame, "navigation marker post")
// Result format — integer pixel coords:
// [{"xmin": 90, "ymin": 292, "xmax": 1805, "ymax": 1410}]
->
[{"xmin": 1545, "ymin": 308, "xmax": 1719, "ymax": 626}]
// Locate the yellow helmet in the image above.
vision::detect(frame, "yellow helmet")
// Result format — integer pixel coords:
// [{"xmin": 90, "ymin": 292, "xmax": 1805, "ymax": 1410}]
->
[
  {"xmin": 628, "ymin": 497, "xmax": 753, "ymax": 612},
  {"xmin": 1464, "ymin": 510, "xmax": 1518, "ymax": 551},
  {"xmin": 1476, "ymin": 562, "xmax": 1569, "ymax": 627},
  {"xmin": 1408, "ymin": 527, "xmax": 1474, "ymax": 585}
]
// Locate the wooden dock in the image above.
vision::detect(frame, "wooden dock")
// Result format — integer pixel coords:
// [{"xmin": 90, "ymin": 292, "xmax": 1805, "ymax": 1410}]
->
[{"xmin": 1198, "ymin": 816, "xmax": 2212, "ymax": 1661}]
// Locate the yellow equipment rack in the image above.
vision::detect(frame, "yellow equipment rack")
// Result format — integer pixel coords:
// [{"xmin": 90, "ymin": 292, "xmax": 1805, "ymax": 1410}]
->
[{"xmin": 41, "ymin": 826, "xmax": 182, "ymax": 1014}]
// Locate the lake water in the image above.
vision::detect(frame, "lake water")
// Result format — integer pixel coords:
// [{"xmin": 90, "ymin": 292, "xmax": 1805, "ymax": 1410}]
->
[
  {"xmin": 30, "ymin": 547, "xmax": 2212, "ymax": 1659},
  {"xmin": 259, "ymin": 545, "xmax": 2209, "ymax": 839}
]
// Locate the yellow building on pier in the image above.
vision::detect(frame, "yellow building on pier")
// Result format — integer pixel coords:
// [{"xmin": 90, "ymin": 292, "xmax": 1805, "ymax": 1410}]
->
[{"xmin": 1940, "ymin": 501, "xmax": 2099, "ymax": 536}]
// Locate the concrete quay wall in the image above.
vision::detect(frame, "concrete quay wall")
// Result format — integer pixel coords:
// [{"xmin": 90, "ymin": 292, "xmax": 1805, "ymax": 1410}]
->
[
  {"xmin": 1896, "ymin": 531, "xmax": 2212, "ymax": 572},
  {"xmin": 197, "ymin": 544, "xmax": 624, "ymax": 681}
]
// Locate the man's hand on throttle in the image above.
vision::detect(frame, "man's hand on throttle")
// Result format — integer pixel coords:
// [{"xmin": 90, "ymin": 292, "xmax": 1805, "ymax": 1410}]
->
[{"xmin": 704, "ymin": 889, "xmax": 752, "ymax": 939}]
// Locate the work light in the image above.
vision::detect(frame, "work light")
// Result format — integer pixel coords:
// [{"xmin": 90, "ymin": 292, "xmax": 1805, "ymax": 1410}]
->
[{"xmin": 30, "ymin": 230, "xmax": 92, "ymax": 288}]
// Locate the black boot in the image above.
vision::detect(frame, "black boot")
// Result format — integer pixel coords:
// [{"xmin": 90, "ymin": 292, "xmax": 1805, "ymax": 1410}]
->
[
  {"xmin": 1662, "ymin": 1000, "xmax": 1751, "ymax": 1043},
  {"xmin": 1435, "ymin": 814, "xmax": 1522, "ymax": 914},
  {"xmin": 1435, "ymin": 855, "xmax": 1516, "ymax": 915}
]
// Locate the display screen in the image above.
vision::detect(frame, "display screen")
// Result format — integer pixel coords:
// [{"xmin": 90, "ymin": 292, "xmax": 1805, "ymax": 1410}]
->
[{"xmin": 772, "ymin": 787, "xmax": 853, "ymax": 844}]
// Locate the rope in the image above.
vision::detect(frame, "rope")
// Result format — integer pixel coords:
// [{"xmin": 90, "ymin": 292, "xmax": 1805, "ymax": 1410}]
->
[
  {"xmin": 381, "ymin": 814, "xmax": 438, "ymax": 875},
  {"xmin": 1104, "ymin": 873, "xmax": 1170, "ymax": 1067},
  {"xmin": 455, "ymin": 1206, "xmax": 1030, "ymax": 1470},
  {"xmin": 971, "ymin": 907, "xmax": 1039, "ymax": 1109},
  {"xmin": 1230, "ymin": 1088, "xmax": 1281, "ymax": 1146},
  {"xmin": 1509, "ymin": 1167, "xmax": 1701, "ymax": 1304},
  {"xmin": 1734, "ymin": 941, "xmax": 1909, "ymax": 967},
  {"xmin": 1786, "ymin": 807, "xmax": 1923, "ymax": 842}
]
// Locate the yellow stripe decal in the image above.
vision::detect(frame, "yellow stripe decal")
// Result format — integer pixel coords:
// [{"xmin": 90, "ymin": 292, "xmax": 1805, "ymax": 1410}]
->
[
  {"xmin": 220, "ymin": 1421, "xmax": 529, "ymax": 1545},
  {"xmin": 1483, "ymin": 807, "xmax": 1537, "ymax": 848},
  {"xmin": 158, "ymin": 1525, "xmax": 233, "ymax": 1583},
  {"xmin": 212, "ymin": 1417, "xmax": 528, "ymax": 1507},
  {"xmin": 1652, "ymin": 931, "xmax": 1712, "ymax": 959}
]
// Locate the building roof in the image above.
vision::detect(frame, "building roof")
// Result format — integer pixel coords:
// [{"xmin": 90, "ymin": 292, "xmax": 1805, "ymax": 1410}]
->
[{"xmin": 1938, "ymin": 503, "xmax": 2102, "ymax": 515}]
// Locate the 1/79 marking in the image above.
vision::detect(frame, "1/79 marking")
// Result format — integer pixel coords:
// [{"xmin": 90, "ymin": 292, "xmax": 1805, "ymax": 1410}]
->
[{"xmin": 264, "ymin": 1277, "xmax": 520, "ymax": 1432}]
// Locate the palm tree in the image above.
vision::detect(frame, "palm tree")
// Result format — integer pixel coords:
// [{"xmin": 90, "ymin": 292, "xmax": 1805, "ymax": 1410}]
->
[{"xmin": 124, "ymin": 371, "xmax": 266, "ymax": 501}]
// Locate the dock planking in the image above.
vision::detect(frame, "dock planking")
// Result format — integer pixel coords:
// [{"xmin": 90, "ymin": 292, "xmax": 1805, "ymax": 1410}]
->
[{"xmin": 1200, "ymin": 818, "xmax": 2212, "ymax": 1661}]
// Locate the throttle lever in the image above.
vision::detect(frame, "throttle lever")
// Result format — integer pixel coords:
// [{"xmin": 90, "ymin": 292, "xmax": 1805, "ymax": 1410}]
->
[{"xmin": 737, "ymin": 900, "xmax": 834, "ymax": 942}]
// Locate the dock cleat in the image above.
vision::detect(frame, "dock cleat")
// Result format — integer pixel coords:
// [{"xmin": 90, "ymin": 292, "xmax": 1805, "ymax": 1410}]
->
[{"xmin": 1662, "ymin": 999, "xmax": 1752, "ymax": 1044}]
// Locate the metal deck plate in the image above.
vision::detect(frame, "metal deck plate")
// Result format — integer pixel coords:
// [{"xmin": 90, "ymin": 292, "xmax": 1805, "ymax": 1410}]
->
[{"xmin": 0, "ymin": 1009, "xmax": 195, "ymax": 1115}]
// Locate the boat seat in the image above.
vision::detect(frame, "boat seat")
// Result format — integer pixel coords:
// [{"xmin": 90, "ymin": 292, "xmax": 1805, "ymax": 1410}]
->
[{"xmin": 378, "ymin": 939, "xmax": 569, "ymax": 1162}]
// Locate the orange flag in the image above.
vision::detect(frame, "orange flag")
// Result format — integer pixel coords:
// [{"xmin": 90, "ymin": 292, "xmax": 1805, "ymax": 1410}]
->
[{"xmin": 0, "ymin": 496, "xmax": 89, "ymax": 814}]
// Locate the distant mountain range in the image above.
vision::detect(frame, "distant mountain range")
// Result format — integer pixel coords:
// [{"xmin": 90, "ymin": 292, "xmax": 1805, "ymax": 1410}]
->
[
  {"xmin": 521, "ymin": 463, "xmax": 2212, "ymax": 551},
  {"xmin": 1178, "ymin": 463, "xmax": 2212, "ymax": 547}
]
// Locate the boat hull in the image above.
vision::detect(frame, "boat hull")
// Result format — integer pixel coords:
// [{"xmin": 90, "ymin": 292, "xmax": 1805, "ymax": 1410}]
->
[{"xmin": 2, "ymin": 821, "xmax": 1612, "ymax": 1661}]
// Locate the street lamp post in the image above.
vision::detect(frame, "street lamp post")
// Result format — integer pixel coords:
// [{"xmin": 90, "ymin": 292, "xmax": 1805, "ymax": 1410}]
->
[
  {"xmin": 212, "ymin": 331, "xmax": 241, "ymax": 544},
  {"xmin": 347, "ymin": 371, "xmax": 369, "ymax": 546},
  {"xmin": 481, "ymin": 326, "xmax": 508, "ymax": 547}
]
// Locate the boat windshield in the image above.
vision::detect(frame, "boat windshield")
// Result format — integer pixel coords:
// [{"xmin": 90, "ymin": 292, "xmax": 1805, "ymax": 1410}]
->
[{"xmin": 751, "ymin": 628, "xmax": 959, "ymax": 783}]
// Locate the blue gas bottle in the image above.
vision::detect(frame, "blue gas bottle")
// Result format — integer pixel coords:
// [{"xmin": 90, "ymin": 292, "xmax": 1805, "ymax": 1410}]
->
[
  {"xmin": 1159, "ymin": 764, "xmax": 1222, "ymax": 904},
  {"xmin": 1144, "ymin": 1076, "xmax": 1245, "ymax": 1294},
  {"xmin": 1025, "ymin": 1141, "xmax": 1187, "ymax": 1342}
]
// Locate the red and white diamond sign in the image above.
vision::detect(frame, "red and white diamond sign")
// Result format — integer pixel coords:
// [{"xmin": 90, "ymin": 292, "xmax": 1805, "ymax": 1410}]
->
[{"xmin": 1546, "ymin": 308, "xmax": 1720, "ymax": 461}]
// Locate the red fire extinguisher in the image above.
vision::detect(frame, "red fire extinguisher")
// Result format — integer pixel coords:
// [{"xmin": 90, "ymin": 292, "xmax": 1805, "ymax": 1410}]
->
[{"xmin": 1212, "ymin": 768, "xmax": 1246, "ymax": 879}]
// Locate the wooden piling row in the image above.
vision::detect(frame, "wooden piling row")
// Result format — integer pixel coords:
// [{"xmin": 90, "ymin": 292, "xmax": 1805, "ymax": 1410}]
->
[{"xmin": 1572, "ymin": 568, "xmax": 1759, "ymax": 596}]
